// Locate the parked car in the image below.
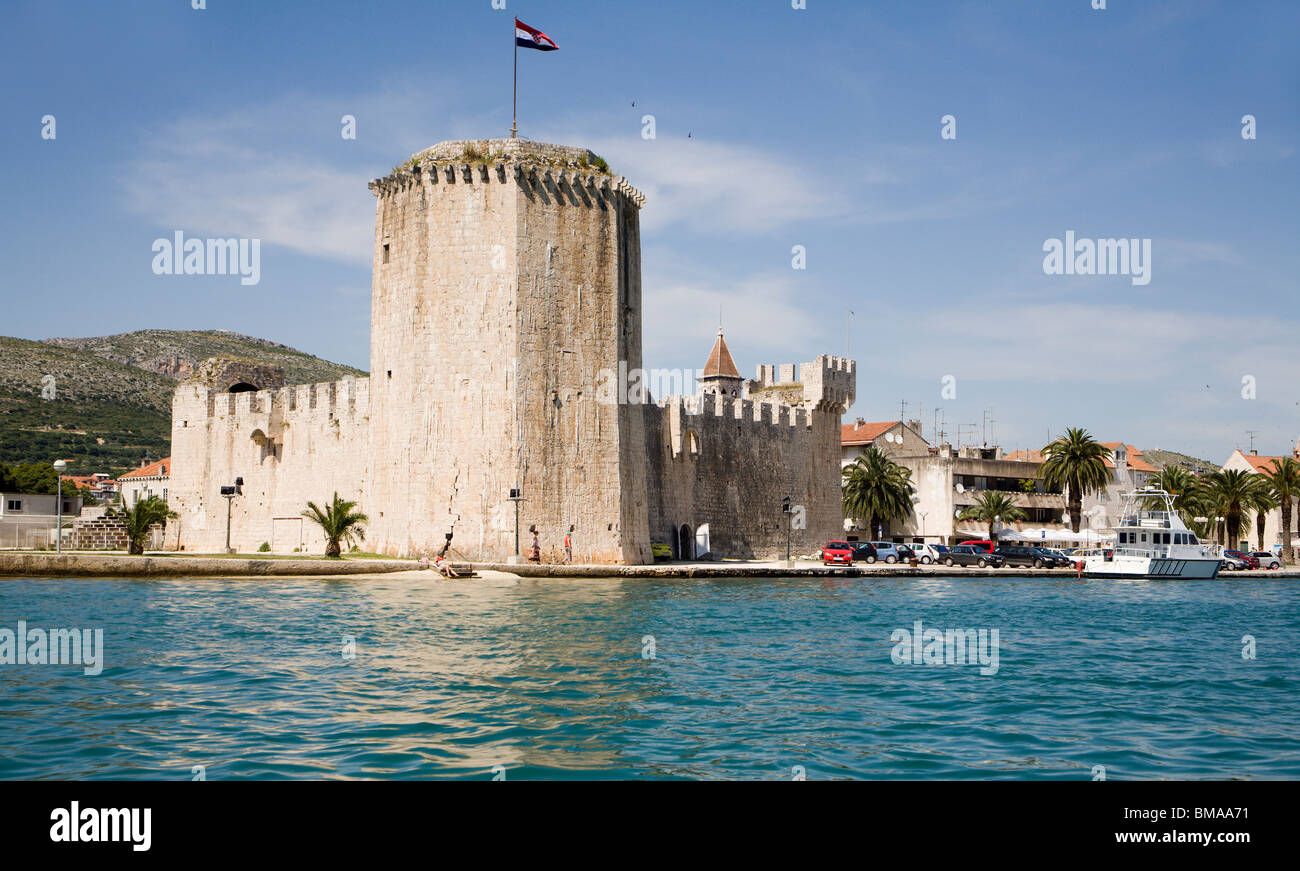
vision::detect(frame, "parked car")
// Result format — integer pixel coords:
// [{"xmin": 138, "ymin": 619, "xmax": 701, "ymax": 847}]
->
[
  {"xmin": 870, "ymin": 541, "xmax": 912, "ymax": 564},
  {"xmin": 1031, "ymin": 547, "xmax": 1073, "ymax": 568},
  {"xmin": 993, "ymin": 545, "xmax": 1055, "ymax": 568},
  {"xmin": 964, "ymin": 540, "xmax": 996, "ymax": 554},
  {"xmin": 942, "ymin": 545, "xmax": 1005, "ymax": 568},
  {"xmin": 822, "ymin": 541, "xmax": 853, "ymax": 566},
  {"xmin": 851, "ymin": 542, "xmax": 878, "ymax": 563},
  {"xmin": 650, "ymin": 541, "xmax": 673, "ymax": 561},
  {"xmin": 1224, "ymin": 550, "xmax": 1259, "ymax": 570},
  {"xmin": 1221, "ymin": 552, "xmax": 1248, "ymax": 571},
  {"xmin": 907, "ymin": 544, "xmax": 943, "ymax": 565},
  {"xmin": 1249, "ymin": 551, "xmax": 1282, "ymax": 570}
]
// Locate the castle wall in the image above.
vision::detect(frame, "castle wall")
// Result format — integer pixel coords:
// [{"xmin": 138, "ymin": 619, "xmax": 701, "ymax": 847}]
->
[
  {"xmin": 644, "ymin": 356, "xmax": 854, "ymax": 560},
  {"xmin": 168, "ymin": 138, "xmax": 853, "ymax": 564},
  {"xmin": 166, "ymin": 378, "xmax": 371, "ymax": 553}
]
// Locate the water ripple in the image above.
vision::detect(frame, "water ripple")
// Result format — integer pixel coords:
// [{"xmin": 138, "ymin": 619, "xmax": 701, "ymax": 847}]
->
[{"xmin": 0, "ymin": 574, "xmax": 1297, "ymax": 779}]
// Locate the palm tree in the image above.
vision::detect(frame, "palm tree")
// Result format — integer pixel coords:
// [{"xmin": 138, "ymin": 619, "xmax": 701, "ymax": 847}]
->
[
  {"xmin": 302, "ymin": 493, "xmax": 369, "ymax": 557},
  {"xmin": 1203, "ymin": 469, "xmax": 1264, "ymax": 549},
  {"xmin": 958, "ymin": 491, "xmax": 1027, "ymax": 545},
  {"xmin": 1264, "ymin": 457, "xmax": 1300, "ymax": 564},
  {"xmin": 1041, "ymin": 428, "xmax": 1112, "ymax": 533},
  {"xmin": 1248, "ymin": 486, "xmax": 1278, "ymax": 552},
  {"xmin": 122, "ymin": 496, "xmax": 176, "ymax": 555},
  {"xmin": 841, "ymin": 447, "xmax": 915, "ymax": 539},
  {"xmin": 1180, "ymin": 488, "xmax": 1218, "ymax": 541},
  {"xmin": 1148, "ymin": 465, "xmax": 1205, "ymax": 526}
]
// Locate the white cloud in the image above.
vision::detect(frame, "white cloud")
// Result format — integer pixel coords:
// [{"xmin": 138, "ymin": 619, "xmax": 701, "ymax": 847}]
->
[
  {"xmin": 579, "ymin": 136, "xmax": 849, "ymax": 235},
  {"xmin": 121, "ymin": 90, "xmax": 456, "ymax": 266}
]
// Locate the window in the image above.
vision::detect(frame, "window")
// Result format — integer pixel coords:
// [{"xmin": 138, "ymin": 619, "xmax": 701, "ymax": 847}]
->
[
  {"xmin": 6, "ymin": 499, "xmax": 21, "ymax": 511},
  {"xmin": 382, "ymin": 243, "xmax": 391, "ymax": 264}
]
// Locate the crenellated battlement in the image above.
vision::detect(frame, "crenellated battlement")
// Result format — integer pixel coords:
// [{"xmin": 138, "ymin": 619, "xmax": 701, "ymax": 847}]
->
[
  {"xmin": 176, "ymin": 376, "xmax": 371, "ymax": 432},
  {"xmin": 367, "ymin": 138, "xmax": 645, "ymax": 207},
  {"xmin": 751, "ymin": 354, "xmax": 856, "ymax": 412}
]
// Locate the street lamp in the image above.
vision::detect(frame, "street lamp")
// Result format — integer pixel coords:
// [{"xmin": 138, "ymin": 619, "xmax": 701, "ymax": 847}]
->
[
  {"xmin": 219, "ymin": 477, "xmax": 243, "ymax": 554},
  {"xmin": 508, "ymin": 487, "xmax": 524, "ymax": 564},
  {"xmin": 53, "ymin": 459, "xmax": 67, "ymax": 553},
  {"xmin": 782, "ymin": 496, "xmax": 793, "ymax": 564}
]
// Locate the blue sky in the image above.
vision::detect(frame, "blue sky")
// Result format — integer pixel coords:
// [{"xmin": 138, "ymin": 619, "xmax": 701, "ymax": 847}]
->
[{"xmin": 2, "ymin": 0, "xmax": 1296, "ymax": 462}]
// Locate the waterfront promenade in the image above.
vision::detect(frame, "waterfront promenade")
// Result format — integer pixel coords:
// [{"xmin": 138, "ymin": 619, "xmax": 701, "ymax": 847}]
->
[{"xmin": 3, "ymin": 551, "xmax": 1298, "ymax": 579}]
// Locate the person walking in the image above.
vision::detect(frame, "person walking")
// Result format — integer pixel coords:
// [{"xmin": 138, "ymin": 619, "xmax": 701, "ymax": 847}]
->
[
  {"xmin": 563, "ymin": 525, "xmax": 574, "ymax": 564},
  {"xmin": 528, "ymin": 525, "xmax": 541, "ymax": 563}
]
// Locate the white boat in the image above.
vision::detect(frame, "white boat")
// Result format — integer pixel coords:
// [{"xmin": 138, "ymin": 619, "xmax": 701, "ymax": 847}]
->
[{"xmin": 1082, "ymin": 489, "xmax": 1223, "ymax": 579}]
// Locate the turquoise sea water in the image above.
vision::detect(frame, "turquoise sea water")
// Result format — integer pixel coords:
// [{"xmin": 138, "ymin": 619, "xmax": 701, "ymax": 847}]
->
[{"xmin": 1, "ymin": 574, "xmax": 1297, "ymax": 780}]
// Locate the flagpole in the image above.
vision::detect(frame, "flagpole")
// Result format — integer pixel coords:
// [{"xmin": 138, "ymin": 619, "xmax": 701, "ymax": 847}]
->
[{"xmin": 511, "ymin": 21, "xmax": 518, "ymax": 138}]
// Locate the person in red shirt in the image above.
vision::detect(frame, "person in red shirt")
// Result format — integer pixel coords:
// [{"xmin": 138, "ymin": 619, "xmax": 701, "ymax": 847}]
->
[{"xmin": 563, "ymin": 525, "xmax": 574, "ymax": 564}]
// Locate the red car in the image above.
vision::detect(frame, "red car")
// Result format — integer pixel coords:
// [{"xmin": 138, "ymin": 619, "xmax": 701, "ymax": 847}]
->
[
  {"xmin": 965, "ymin": 540, "xmax": 996, "ymax": 554},
  {"xmin": 1225, "ymin": 550, "xmax": 1259, "ymax": 569},
  {"xmin": 822, "ymin": 541, "xmax": 853, "ymax": 566}
]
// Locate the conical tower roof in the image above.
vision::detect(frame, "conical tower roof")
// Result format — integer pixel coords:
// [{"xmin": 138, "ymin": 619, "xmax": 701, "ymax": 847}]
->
[{"xmin": 702, "ymin": 329, "xmax": 741, "ymax": 379}]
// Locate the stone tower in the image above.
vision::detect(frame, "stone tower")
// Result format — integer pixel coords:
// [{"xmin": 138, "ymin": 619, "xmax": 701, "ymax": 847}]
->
[
  {"xmin": 365, "ymin": 138, "xmax": 652, "ymax": 562},
  {"xmin": 699, "ymin": 329, "xmax": 744, "ymax": 397}
]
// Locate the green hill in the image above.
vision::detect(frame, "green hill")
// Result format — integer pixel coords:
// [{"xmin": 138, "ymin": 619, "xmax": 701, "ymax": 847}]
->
[
  {"xmin": 43, "ymin": 329, "xmax": 366, "ymax": 387},
  {"xmin": 0, "ymin": 331, "xmax": 365, "ymax": 477},
  {"xmin": 1139, "ymin": 448, "xmax": 1219, "ymax": 475}
]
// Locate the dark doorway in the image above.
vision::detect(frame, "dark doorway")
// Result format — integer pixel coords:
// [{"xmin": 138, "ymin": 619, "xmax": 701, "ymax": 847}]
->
[
  {"xmin": 228, "ymin": 382, "xmax": 258, "ymax": 393},
  {"xmin": 678, "ymin": 524, "xmax": 694, "ymax": 560}
]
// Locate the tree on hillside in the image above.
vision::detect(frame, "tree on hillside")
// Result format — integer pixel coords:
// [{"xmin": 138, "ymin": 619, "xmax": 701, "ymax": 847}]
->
[
  {"xmin": 302, "ymin": 493, "xmax": 369, "ymax": 558},
  {"xmin": 0, "ymin": 462, "xmax": 60, "ymax": 495},
  {"xmin": 841, "ymin": 447, "xmax": 914, "ymax": 539},
  {"xmin": 1040, "ymin": 429, "xmax": 1112, "ymax": 533}
]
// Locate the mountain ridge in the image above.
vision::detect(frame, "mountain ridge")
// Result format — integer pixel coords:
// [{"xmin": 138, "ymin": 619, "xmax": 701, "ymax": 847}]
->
[{"xmin": 1, "ymin": 330, "xmax": 365, "ymax": 476}]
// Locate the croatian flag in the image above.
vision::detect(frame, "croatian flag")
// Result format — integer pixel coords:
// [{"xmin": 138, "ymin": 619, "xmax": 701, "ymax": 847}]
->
[{"xmin": 516, "ymin": 18, "xmax": 558, "ymax": 51}]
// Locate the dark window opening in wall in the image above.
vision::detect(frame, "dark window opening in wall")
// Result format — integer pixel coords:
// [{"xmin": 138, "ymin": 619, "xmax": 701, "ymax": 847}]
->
[
  {"xmin": 387, "ymin": 370, "xmax": 392, "ymax": 379},
  {"xmin": 383, "ymin": 243, "xmax": 390, "ymax": 264},
  {"xmin": 228, "ymin": 382, "xmax": 257, "ymax": 393}
]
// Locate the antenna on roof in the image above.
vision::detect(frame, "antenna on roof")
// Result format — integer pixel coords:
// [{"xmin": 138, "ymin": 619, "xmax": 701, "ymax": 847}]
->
[{"xmin": 1246, "ymin": 430, "xmax": 1258, "ymax": 452}]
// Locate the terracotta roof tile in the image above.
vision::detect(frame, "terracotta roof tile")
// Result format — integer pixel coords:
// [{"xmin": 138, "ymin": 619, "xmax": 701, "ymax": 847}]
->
[
  {"xmin": 701, "ymin": 330, "xmax": 741, "ymax": 379},
  {"xmin": 1240, "ymin": 452, "xmax": 1288, "ymax": 473},
  {"xmin": 118, "ymin": 457, "xmax": 171, "ymax": 480},
  {"xmin": 841, "ymin": 420, "xmax": 901, "ymax": 446}
]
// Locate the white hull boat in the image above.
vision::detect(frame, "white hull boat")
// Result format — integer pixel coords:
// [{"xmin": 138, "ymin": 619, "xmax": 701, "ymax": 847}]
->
[{"xmin": 1082, "ymin": 489, "xmax": 1223, "ymax": 580}]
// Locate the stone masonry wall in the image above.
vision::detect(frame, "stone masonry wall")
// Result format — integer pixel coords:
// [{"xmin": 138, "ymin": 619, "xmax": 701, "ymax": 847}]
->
[
  {"xmin": 364, "ymin": 140, "xmax": 650, "ymax": 562},
  {"xmin": 644, "ymin": 355, "xmax": 855, "ymax": 560},
  {"xmin": 166, "ymin": 378, "xmax": 371, "ymax": 554}
]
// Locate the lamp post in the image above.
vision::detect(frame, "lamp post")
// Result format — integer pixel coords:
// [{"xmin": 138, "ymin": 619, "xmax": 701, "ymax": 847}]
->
[
  {"xmin": 220, "ymin": 477, "xmax": 243, "ymax": 554},
  {"xmin": 781, "ymin": 496, "xmax": 792, "ymax": 565},
  {"xmin": 53, "ymin": 459, "xmax": 67, "ymax": 553},
  {"xmin": 508, "ymin": 487, "xmax": 524, "ymax": 563}
]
